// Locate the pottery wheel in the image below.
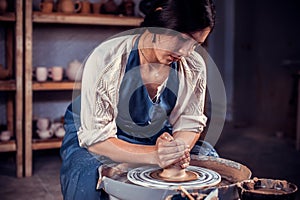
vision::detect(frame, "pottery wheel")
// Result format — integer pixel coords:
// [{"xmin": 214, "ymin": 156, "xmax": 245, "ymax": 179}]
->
[{"xmin": 127, "ymin": 165, "xmax": 221, "ymax": 190}]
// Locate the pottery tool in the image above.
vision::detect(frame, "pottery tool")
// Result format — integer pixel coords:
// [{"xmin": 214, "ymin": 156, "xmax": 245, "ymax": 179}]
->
[{"xmin": 178, "ymin": 186, "xmax": 195, "ymax": 200}]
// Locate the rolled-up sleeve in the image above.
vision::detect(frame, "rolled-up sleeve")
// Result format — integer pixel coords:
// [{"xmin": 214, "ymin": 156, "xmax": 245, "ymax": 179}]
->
[
  {"xmin": 77, "ymin": 36, "xmax": 131, "ymax": 148},
  {"xmin": 170, "ymin": 52, "xmax": 207, "ymax": 134}
]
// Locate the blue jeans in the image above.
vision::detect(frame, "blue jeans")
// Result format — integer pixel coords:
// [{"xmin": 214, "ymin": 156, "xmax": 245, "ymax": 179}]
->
[{"xmin": 60, "ymin": 96, "xmax": 107, "ymax": 200}]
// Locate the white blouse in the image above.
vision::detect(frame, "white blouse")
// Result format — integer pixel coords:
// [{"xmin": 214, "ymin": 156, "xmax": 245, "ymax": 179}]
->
[{"xmin": 78, "ymin": 34, "xmax": 207, "ymax": 148}]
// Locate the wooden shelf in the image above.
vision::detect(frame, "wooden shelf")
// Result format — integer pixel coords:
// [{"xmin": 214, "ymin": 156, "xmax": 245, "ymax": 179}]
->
[
  {"xmin": 32, "ymin": 138, "xmax": 62, "ymax": 150},
  {"xmin": 0, "ymin": 12, "xmax": 16, "ymax": 22},
  {"xmin": 32, "ymin": 12, "xmax": 143, "ymax": 26},
  {"xmin": 25, "ymin": 1, "xmax": 144, "ymax": 177},
  {"xmin": 0, "ymin": 0, "xmax": 23, "ymax": 178},
  {"xmin": 32, "ymin": 81, "xmax": 81, "ymax": 91},
  {"xmin": 0, "ymin": 140, "xmax": 16, "ymax": 152},
  {"xmin": 0, "ymin": 80, "xmax": 16, "ymax": 91}
]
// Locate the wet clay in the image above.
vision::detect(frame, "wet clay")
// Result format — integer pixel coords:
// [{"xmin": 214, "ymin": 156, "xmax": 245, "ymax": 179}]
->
[{"xmin": 151, "ymin": 168, "xmax": 199, "ymax": 182}]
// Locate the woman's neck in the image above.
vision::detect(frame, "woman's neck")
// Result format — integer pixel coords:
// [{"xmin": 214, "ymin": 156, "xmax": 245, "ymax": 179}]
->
[{"xmin": 138, "ymin": 30, "xmax": 158, "ymax": 65}]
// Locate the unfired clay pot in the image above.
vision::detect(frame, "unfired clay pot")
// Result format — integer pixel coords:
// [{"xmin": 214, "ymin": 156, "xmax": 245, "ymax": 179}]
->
[{"xmin": 57, "ymin": 0, "xmax": 81, "ymax": 13}]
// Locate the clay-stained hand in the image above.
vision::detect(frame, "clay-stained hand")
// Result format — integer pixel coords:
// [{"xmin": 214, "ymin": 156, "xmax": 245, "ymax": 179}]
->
[
  {"xmin": 155, "ymin": 132, "xmax": 190, "ymax": 168},
  {"xmin": 175, "ymin": 149, "xmax": 191, "ymax": 169}
]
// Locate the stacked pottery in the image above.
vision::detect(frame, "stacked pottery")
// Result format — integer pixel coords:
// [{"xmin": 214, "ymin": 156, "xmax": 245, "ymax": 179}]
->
[{"xmin": 36, "ymin": 118, "xmax": 53, "ymax": 139}]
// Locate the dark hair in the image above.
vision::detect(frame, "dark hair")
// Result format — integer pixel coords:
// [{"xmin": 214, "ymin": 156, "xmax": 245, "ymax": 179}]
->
[{"xmin": 141, "ymin": 0, "xmax": 216, "ymax": 33}]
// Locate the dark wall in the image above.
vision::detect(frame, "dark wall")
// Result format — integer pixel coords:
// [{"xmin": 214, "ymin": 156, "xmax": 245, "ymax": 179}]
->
[{"xmin": 234, "ymin": 0, "xmax": 300, "ymax": 135}]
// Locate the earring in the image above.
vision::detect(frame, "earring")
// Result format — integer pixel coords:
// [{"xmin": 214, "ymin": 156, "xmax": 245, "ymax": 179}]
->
[{"xmin": 152, "ymin": 33, "xmax": 156, "ymax": 43}]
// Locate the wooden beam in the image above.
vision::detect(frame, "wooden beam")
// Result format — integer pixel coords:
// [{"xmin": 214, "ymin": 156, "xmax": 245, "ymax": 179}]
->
[
  {"xmin": 15, "ymin": 0, "xmax": 24, "ymax": 178},
  {"xmin": 24, "ymin": 0, "xmax": 33, "ymax": 177}
]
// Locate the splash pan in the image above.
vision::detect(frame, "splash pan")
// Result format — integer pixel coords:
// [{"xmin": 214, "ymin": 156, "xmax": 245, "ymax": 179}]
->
[{"xmin": 100, "ymin": 156, "xmax": 252, "ymax": 200}]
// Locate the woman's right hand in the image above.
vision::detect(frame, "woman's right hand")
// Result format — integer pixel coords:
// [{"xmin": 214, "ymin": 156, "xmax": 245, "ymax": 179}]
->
[{"xmin": 155, "ymin": 132, "xmax": 190, "ymax": 168}]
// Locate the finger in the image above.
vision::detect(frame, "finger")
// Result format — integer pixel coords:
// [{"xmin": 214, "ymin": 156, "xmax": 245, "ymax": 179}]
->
[
  {"xmin": 159, "ymin": 132, "xmax": 174, "ymax": 142},
  {"xmin": 179, "ymin": 156, "xmax": 190, "ymax": 168},
  {"xmin": 179, "ymin": 155, "xmax": 190, "ymax": 164},
  {"xmin": 180, "ymin": 162, "xmax": 190, "ymax": 169}
]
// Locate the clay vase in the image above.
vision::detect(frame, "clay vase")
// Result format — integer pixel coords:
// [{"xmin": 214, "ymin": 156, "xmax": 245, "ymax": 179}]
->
[
  {"xmin": 101, "ymin": 0, "xmax": 118, "ymax": 14},
  {"xmin": 40, "ymin": 1, "xmax": 54, "ymax": 13},
  {"xmin": 57, "ymin": 0, "xmax": 81, "ymax": 13},
  {"xmin": 0, "ymin": 0, "xmax": 7, "ymax": 14},
  {"xmin": 79, "ymin": 0, "xmax": 91, "ymax": 14}
]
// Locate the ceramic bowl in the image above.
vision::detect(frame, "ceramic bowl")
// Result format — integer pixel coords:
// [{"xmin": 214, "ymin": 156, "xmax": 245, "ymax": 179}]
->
[
  {"xmin": 0, "ymin": 130, "xmax": 11, "ymax": 142},
  {"xmin": 36, "ymin": 129, "xmax": 53, "ymax": 140}
]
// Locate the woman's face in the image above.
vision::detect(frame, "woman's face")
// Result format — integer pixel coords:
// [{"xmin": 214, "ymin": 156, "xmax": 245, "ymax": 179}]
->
[{"xmin": 153, "ymin": 27, "xmax": 211, "ymax": 65}]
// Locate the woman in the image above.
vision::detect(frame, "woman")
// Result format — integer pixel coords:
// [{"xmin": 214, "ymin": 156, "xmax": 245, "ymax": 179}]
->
[{"xmin": 60, "ymin": 0, "xmax": 216, "ymax": 199}]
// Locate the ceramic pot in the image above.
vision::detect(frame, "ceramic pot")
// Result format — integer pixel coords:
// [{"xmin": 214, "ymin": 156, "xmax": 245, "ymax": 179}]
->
[
  {"xmin": 57, "ymin": 0, "xmax": 81, "ymax": 13},
  {"xmin": 36, "ymin": 129, "xmax": 53, "ymax": 140},
  {"xmin": 101, "ymin": 0, "xmax": 118, "ymax": 14},
  {"xmin": 0, "ymin": 130, "xmax": 11, "ymax": 142},
  {"xmin": 51, "ymin": 122, "xmax": 65, "ymax": 138},
  {"xmin": 0, "ymin": 0, "xmax": 7, "ymax": 14},
  {"xmin": 79, "ymin": 0, "xmax": 91, "ymax": 14},
  {"xmin": 40, "ymin": 1, "xmax": 54, "ymax": 13},
  {"xmin": 55, "ymin": 127, "xmax": 65, "ymax": 138},
  {"xmin": 66, "ymin": 59, "xmax": 82, "ymax": 81},
  {"xmin": 36, "ymin": 117, "xmax": 50, "ymax": 131}
]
